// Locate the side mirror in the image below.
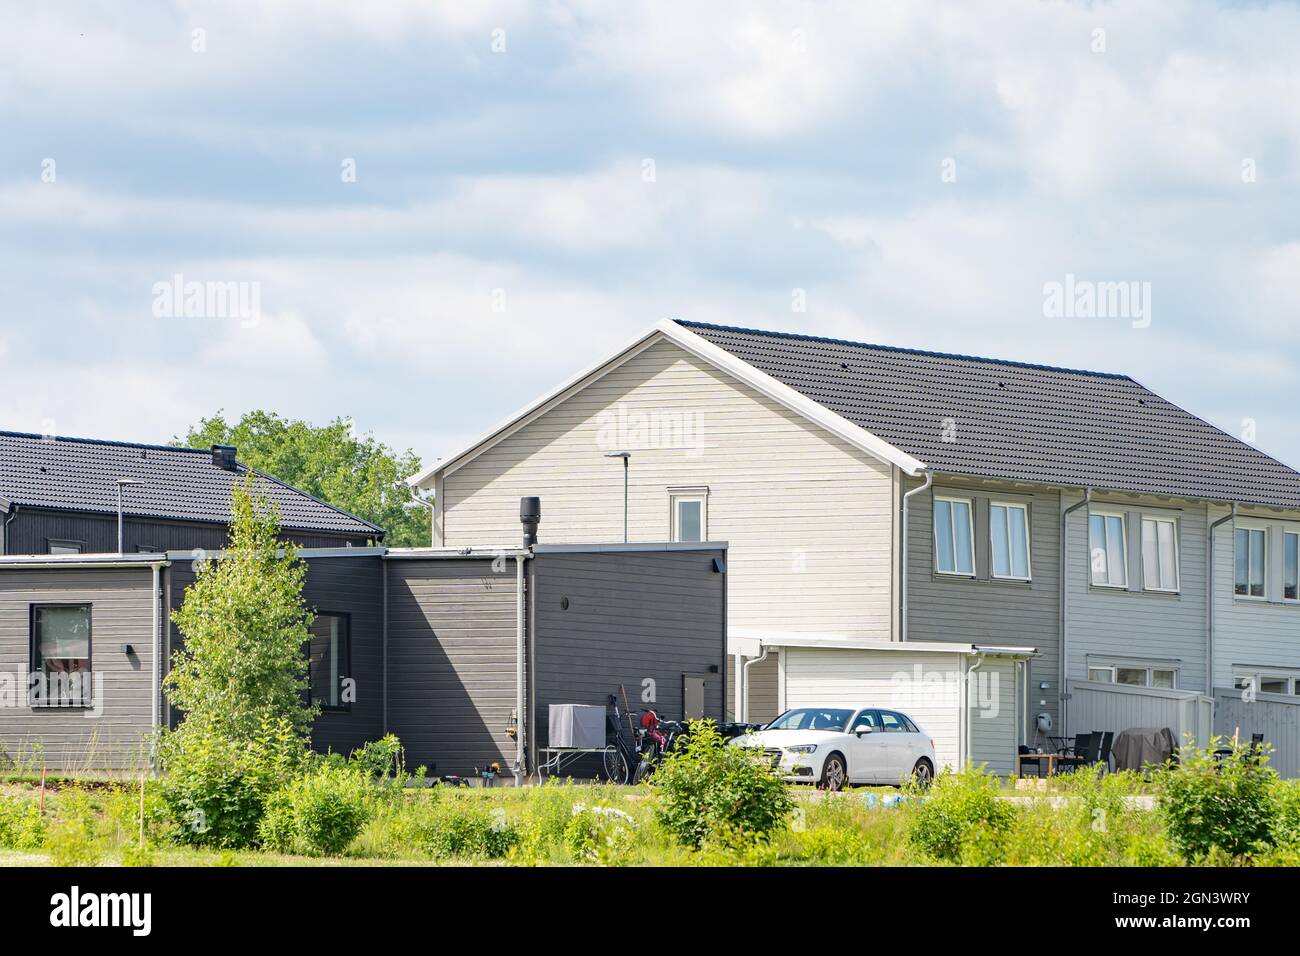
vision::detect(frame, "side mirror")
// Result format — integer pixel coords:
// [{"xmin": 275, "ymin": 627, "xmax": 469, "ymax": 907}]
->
[{"xmin": 855, "ymin": 726, "xmax": 873, "ymax": 736}]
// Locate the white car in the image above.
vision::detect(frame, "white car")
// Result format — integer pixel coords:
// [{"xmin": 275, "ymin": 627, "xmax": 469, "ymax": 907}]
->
[{"xmin": 731, "ymin": 706, "xmax": 936, "ymax": 791}]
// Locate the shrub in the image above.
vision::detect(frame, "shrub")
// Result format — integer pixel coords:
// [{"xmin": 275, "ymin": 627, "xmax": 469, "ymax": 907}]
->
[
  {"xmin": 564, "ymin": 805, "xmax": 637, "ymax": 864},
  {"xmin": 1157, "ymin": 740, "xmax": 1278, "ymax": 861},
  {"xmin": 43, "ymin": 789, "xmax": 101, "ymax": 867},
  {"xmin": 158, "ymin": 716, "xmax": 308, "ymax": 849},
  {"xmin": 1271, "ymin": 779, "xmax": 1300, "ymax": 848},
  {"xmin": 259, "ymin": 766, "xmax": 373, "ymax": 856},
  {"xmin": 0, "ymin": 794, "xmax": 46, "ymax": 850},
  {"xmin": 907, "ymin": 765, "xmax": 1015, "ymax": 863},
  {"xmin": 651, "ymin": 719, "xmax": 793, "ymax": 849},
  {"xmin": 350, "ymin": 735, "xmax": 405, "ymax": 780},
  {"xmin": 361, "ymin": 794, "xmax": 519, "ymax": 860}
]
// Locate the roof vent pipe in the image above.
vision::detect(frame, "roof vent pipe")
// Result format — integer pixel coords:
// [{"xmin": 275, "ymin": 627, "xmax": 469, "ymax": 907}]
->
[
  {"xmin": 520, "ymin": 496, "xmax": 541, "ymax": 548},
  {"xmin": 211, "ymin": 445, "xmax": 238, "ymax": 471}
]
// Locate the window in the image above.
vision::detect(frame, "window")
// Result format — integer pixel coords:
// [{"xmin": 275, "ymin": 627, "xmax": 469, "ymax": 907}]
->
[
  {"xmin": 1088, "ymin": 512, "xmax": 1128, "ymax": 587},
  {"xmin": 31, "ymin": 604, "xmax": 91, "ymax": 707},
  {"xmin": 1285, "ymin": 533, "xmax": 1298, "ymax": 602},
  {"xmin": 934, "ymin": 496, "xmax": 975, "ymax": 576},
  {"xmin": 990, "ymin": 502, "xmax": 1031, "ymax": 580},
  {"xmin": 1235, "ymin": 528, "xmax": 1267, "ymax": 598},
  {"xmin": 46, "ymin": 540, "xmax": 83, "ymax": 555},
  {"xmin": 1088, "ymin": 660, "xmax": 1177, "ymax": 689},
  {"xmin": 307, "ymin": 613, "xmax": 350, "ymax": 711},
  {"xmin": 672, "ymin": 497, "xmax": 704, "ymax": 543},
  {"xmin": 879, "ymin": 711, "xmax": 907, "ymax": 733},
  {"xmin": 1140, "ymin": 516, "xmax": 1179, "ymax": 591},
  {"xmin": 850, "ymin": 710, "xmax": 879, "ymax": 733},
  {"xmin": 1235, "ymin": 670, "xmax": 1300, "ymax": 696}
]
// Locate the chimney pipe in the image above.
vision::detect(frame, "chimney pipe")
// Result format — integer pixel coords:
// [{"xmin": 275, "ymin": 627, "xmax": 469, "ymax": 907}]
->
[
  {"xmin": 211, "ymin": 445, "xmax": 238, "ymax": 471},
  {"xmin": 520, "ymin": 496, "xmax": 541, "ymax": 548}
]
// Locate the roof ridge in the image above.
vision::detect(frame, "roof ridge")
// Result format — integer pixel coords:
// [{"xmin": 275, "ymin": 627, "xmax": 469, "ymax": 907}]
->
[
  {"xmin": 674, "ymin": 319, "xmax": 1133, "ymax": 380},
  {"xmin": 0, "ymin": 429, "xmax": 213, "ymax": 455}
]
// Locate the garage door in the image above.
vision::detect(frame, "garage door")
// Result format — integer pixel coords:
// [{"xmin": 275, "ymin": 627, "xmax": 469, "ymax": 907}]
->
[{"xmin": 783, "ymin": 648, "xmax": 963, "ymax": 772}]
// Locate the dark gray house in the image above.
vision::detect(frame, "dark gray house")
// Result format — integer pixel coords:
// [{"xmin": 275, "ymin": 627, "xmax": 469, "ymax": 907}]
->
[
  {"xmin": 0, "ymin": 431, "xmax": 383, "ymax": 555},
  {"xmin": 0, "ymin": 516, "xmax": 727, "ymax": 778}
]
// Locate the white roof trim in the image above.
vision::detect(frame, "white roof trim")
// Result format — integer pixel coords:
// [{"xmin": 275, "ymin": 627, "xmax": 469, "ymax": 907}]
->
[
  {"xmin": 408, "ymin": 319, "xmax": 928, "ymax": 487},
  {"xmin": 729, "ymin": 627, "xmax": 1037, "ymax": 657}
]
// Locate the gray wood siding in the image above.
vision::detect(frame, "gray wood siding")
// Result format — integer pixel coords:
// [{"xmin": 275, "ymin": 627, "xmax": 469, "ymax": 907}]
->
[
  {"xmin": 904, "ymin": 477, "xmax": 1061, "ymax": 733},
  {"xmin": 385, "ymin": 558, "xmax": 518, "ymax": 777},
  {"xmin": 1210, "ymin": 505, "xmax": 1300, "ymax": 689},
  {"xmin": 726, "ymin": 651, "xmax": 779, "ymax": 723},
  {"xmin": 166, "ymin": 555, "xmax": 385, "ymax": 758},
  {"xmin": 441, "ymin": 338, "xmax": 896, "ymax": 639},
  {"xmin": 0, "ymin": 567, "xmax": 158, "ymax": 771},
  {"xmin": 530, "ymin": 548, "xmax": 726, "ymax": 772},
  {"xmin": 3, "ymin": 508, "xmax": 368, "ymax": 556},
  {"xmin": 1064, "ymin": 493, "xmax": 1209, "ymax": 695}
]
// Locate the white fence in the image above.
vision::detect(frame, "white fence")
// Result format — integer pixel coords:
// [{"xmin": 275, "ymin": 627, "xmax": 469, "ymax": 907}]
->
[
  {"xmin": 1067, "ymin": 680, "xmax": 1214, "ymax": 750},
  {"xmin": 1214, "ymin": 689, "xmax": 1300, "ymax": 779}
]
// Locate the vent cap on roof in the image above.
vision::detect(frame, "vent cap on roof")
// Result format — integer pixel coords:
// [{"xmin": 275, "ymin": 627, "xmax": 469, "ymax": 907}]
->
[{"xmin": 211, "ymin": 445, "xmax": 238, "ymax": 471}]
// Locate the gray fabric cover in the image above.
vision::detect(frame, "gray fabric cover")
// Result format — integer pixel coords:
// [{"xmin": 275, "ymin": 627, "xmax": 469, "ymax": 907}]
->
[
  {"xmin": 548, "ymin": 704, "xmax": 606, "ymax": 749},
  {"xmin": 1112, "ymin": 726, "xmax": 1177, "ymax": 771}
]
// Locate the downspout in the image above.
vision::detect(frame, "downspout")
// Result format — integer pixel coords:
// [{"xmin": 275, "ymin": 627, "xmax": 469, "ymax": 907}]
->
[
  {"xmin": 1059, "ymin": 489, "xmax": 1091, "ymax": 733},
  {"xmin": 381, "ymin": 557, "xmax": 389, "ymax": 734},
  {"xmin": 1207, "ymin": 504, "xmax": 1237, "ymax": 695},
  {"xmin": 2, "ymin": 504, "xmax": 17, "ymax": 555},
  {"xmin": 514, "ymin": 553, "xmax": 527, "ymax": 785},
  {"xmin": 741, "ymin": 646, "xmax": 770, "ymax": 724},
  {"xmin": 150, "ymin": 561, "xmax": 165, "ymax": 776},
  {"xmin": 900, "ymin": 470, "xmax": 933, "ymax": 642},
  {"xmin": 963, "ymin": 652, "xmax": 984, "ymax": 768}
]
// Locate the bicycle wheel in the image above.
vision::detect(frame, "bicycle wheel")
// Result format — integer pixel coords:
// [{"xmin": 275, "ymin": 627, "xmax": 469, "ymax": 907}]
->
[{"xmin": 602, "ymin": 747, "xmax": 629, "ymax": 784}]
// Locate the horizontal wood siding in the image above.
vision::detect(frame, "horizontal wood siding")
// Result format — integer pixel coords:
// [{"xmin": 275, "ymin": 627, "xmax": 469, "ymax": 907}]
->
[
  {"xmin": 530, "ymin": 548, "xmax": 726, "ymax": 774},
  {"xmin": 385, "ymin": 558, "xmax": 518, "ymax": 777},
  {"xmin": 1210, "ymin": 505, "xmax": 1300, "ymax": 690},
  {"xmin": 0, "ymin": 567, "xmax": 157, "ymax": 771},
  {"xmin": 3, "ymin": 508, "xmax": 368, "ymax": 555},
  {"xmin": 1064, "ymin": 492, "xmax": 1209, "ymax": 696},
  {"xmin": 783, "ymin": 647, "xmax": 963, "ymax": 772},
  {"xmin": 442, "ymin": 339, "xmax": 895, "ymax": 639},
  {"xmin": 905, "ymin": 477, "xmax": 1060, "ymax": 734}
]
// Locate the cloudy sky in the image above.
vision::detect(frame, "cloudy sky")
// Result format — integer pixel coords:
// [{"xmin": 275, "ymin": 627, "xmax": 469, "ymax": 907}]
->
[{"xmin": 2, "ymin": 1, "xmax": 1298, "ymax": 473}]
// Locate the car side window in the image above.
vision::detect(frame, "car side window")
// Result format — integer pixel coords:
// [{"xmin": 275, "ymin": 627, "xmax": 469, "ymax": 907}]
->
[
  {"xmin": 879, "ymin": 711, "xmax": 906, "ymax": 733},
  {"xmin": 850, "ymin": 709, "xmax": 879, "ymax": 733},
  {"xmin": 901, "ymin": 715, "xmax": 920, "ymax": 734}
]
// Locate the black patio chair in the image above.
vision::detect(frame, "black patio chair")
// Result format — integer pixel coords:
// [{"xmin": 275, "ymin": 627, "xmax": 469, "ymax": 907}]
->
[
  {"xmin": 1058, "ymin": 732, "xmax": 1096, "ymax": 772},
  {"xmin": 1093, "ymin": 731, "xmax": 1115, "ymax": 771},
  {"xmin": 1017, "ymin": 745, "xmax": 1044, "ymax": 779}
]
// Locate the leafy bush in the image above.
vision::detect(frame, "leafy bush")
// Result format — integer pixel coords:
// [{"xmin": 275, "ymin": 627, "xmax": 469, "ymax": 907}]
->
[
  {"xmin": 0, "ymin": 794, "xmax": 46, "ymax": 850},
  {"xmin": 651, "ymin": 719, "xmax": 793, "ymax": 849},
  {"xmin": 350, "ymin": 735, "xmax": 405, "ymax": 780},
  {"xmin": 259, "ymin": 766, "xmax": 373, "ymax": 856},
  {"xmin": 907, "ymin": 765, "xmax": 1015, "ymax": 863},
  {"xmin": 43, "ymin": 789, "xmax": 101, "ymax": 867},
  {"xmin": 361, "ymin": 794, "xmax": 519, "ymax": 860},
  {"xmin": 564, "ymin": 805, "xmax": 637, "ymax": 864},
  {"xmin": 1272, "ymin": 779, "xmax": 1300, "ymax": 848},
  {"xmin": 158, "ymin": 716, "xmax": 308, "ymax": 849},
  {"xmin": 1157, "ymin": 740, "xmax": 1278, "ymax": 861}
]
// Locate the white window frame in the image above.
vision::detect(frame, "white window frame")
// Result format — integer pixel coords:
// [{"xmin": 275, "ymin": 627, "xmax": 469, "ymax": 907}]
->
[
  {"xmin": 1234, "ymin": 524, "xmax": 1269, "ymax": 601},
  {"xmin": 669, "ymin": 492, "xmax": 707, "ymax": 543},
  {"xmin": 933, "ymin": 495, "xmax": 976, "ymax": 577},
  {"xmin": 989, "ymin": 501, "xmax": 1032, "ymax": 581},
  {"xmin": 1140, "ymin": 514, "xmax": 1181, "ymax": 593},
  {"xmin": 1087, "ymin": 658, "xmax": 1179, "ymax": 689},
  {"xmin": 1233, "ymin": 668, "xmax": 1300, "ymax": 697},
  {"xmin": 1088, "ymin": 510, "xmax": 1129, "ymax": 589},
  {"xmin": 1284, "ymin": 531, "xmax": 1299, "ymax": 604}
]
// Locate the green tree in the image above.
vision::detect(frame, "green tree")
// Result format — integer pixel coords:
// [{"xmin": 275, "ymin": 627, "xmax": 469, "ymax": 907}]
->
[
  {"xmin": 165, "ymin": 476, "xmax": 319, "ymax": 743},
  {"xmin": 176, "ymin": 410, "xmax": 428, "ymax": 546}
]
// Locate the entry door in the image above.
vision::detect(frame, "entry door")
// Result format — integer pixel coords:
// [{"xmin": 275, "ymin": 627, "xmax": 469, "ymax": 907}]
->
[
  {"xmin": 845, "ymin": 709, "xmax": 889, "ymax": 784},
  {"xmin": 683, "ymin": 675, "xmax": 706, "ymax": 720}
]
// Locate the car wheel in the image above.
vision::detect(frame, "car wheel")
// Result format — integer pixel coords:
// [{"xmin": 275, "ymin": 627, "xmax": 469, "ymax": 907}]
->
[
  {"xmin": 911, "ymin": 758, "xmax": 934, "ymax": 790},
  {"xmin": 820, "ymin": 752, "xmax": 847, "ymax": 791}
]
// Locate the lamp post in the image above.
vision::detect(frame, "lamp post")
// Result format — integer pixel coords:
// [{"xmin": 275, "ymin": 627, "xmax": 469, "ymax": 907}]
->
[
  {"xmin": 604, "ymin": 452, "xmax": 630, "ymax": 543},
  {"xmin": 115, "ymin": 478, "xmax": 141, "ymax": 554}
]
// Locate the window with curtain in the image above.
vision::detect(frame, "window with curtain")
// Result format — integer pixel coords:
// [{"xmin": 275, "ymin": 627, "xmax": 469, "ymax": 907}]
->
[
  {"xmin": 1141, "ymin": 516, "xmax": 1180, "ymax": 591},
  {"xmin": 308, "ymin": 613, "xmax": 350, "ymax": 711},
  {"xmin": 1088, "ymin": 513, "xmax": 1128, "ymax": 587},
  {"xmin": 31, "ymin": 604, "xmax": 91, "ymax": 706},
  {"xmin": 933, "ymin": 497, "xmax": 974, "ymax": 575},
  {"xmin": 990, "ymin": 502, "xmax": 1031, "ymax": 579},
  {"xmin": 1235, "ymin": 528, "xmax": 1267, "ymax": 598}
]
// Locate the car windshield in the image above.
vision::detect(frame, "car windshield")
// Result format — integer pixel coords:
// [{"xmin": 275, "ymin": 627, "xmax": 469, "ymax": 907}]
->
[{"xmin": 765, "ymin": 708, "xmax": 854, "ymax": 732}]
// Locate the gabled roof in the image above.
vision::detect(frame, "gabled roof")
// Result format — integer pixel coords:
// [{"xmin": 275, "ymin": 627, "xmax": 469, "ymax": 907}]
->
[
  {"xmin": 681, "ymin": 321, "xmax": 1300, "ymax": 510},
  {"xmin": 0, "ymin": 431, "xmax": 383, "ymax": 537}
]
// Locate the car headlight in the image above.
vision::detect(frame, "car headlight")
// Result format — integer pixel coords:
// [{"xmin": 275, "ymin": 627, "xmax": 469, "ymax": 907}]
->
[{"xmin": 786, "ymin": 744, "xmax": 818, "ymax": 755}]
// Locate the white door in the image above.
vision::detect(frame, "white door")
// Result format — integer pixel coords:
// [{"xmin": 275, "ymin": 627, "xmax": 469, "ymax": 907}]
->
[{"xmin": 844, "ymin": 709, "xmax": 889, "ymax": 784}]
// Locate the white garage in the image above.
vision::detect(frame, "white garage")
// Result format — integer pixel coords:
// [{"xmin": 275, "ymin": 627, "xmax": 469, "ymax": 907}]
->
[{"xmin": 731, "ymin": 635, "xmax": 1036, "ymax": 777}]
